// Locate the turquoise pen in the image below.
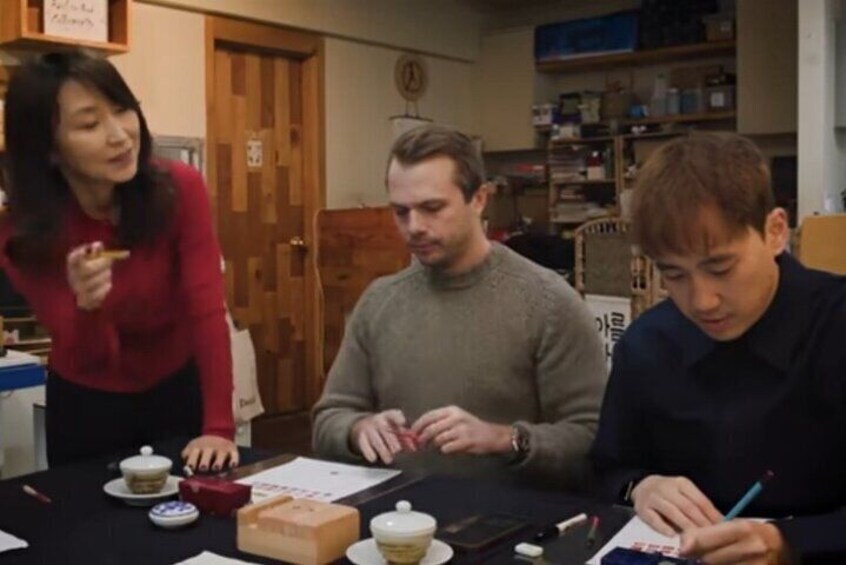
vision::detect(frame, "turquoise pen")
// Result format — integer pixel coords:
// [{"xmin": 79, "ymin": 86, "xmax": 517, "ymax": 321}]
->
[{"xmin": 724, "ymin": 470, "xmax": 774, "ymax": 521}]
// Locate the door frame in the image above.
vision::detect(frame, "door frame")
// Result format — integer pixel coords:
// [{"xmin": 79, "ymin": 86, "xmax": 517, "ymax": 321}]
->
[{"xmin": 204, "ymin": 16, "xmax": 326, "ymax": 407}]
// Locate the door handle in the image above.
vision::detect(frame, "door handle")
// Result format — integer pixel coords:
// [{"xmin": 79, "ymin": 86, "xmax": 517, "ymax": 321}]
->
[{"xmin": 289, "ymin": 236, "xmax": 307, "ymax": 250}]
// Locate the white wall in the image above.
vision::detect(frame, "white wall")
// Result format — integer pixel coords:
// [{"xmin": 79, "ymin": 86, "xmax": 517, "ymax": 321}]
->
[
  {"xmin": 798, "ymin": 0, "xmax": 846, "ymax": 219},
  {"xmin": 144, "ymin": 0, "xmax": 481, "ymax": 61},
  {"xmin": 325, "ymin": 37, "xmax": 478, "ymax": 208},
  {"xmin": 477, "ymin": 28, "xmax": 555, "ymax": 151},
  {"xmin": 112, "ymin": 2, "xmax": 480, "ymax": 209},
  {"xmin": 112, "ymin": 5, "xmax": 206, "ymax": 138}
]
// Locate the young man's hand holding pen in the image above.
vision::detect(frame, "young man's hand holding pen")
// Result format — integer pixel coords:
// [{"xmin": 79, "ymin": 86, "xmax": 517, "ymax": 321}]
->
[
  {"xmin": 680, "ymin": 521, "xmax": 786, "ymax": 565},
  {"xmin": 634, "ymin": 470, "xmax": 787, "ymax": 564}
]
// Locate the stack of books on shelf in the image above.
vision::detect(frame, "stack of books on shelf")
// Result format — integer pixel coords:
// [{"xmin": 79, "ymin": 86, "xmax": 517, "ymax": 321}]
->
[{"xmin": 548, "ymin": 152, "xmax": 586, "ymax": 184}]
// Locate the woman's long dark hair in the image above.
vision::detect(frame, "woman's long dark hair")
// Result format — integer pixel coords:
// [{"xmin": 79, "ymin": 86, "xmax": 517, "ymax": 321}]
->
[{"xmin": 2, "ymin": 50, "xmax": 174, "ymax": 270}]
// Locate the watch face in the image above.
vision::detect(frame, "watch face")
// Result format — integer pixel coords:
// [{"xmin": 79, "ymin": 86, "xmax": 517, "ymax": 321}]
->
[
  {"xmin": 512, "ymin": 426, "xmax": 530, "ymax": 454},
  {"xmin": 517, "ymin": 431, "xmax": 530, "ymax": 452}
]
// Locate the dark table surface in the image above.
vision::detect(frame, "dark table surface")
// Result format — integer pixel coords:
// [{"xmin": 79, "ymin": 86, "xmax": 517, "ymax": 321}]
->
[{"xmin": 0, "ymin": 442, "xmax": 632, "ymax": 564}]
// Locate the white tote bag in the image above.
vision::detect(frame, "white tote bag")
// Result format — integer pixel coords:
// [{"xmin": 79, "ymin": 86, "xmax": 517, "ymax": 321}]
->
[{"xmin": 226, "ymin": 311, "xmax": 264, "ymax": 423}]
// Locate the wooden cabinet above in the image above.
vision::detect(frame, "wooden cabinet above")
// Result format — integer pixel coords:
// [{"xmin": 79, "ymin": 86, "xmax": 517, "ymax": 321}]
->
[{"xmin": 0, "ymin": 0, "xmax": 131, "ymax": 54}]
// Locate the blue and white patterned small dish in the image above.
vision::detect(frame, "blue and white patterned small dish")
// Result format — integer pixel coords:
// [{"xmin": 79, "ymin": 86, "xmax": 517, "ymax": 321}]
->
[{"xmin": 148, "ymin": 501, "xmax": 199, "ymax": 529}]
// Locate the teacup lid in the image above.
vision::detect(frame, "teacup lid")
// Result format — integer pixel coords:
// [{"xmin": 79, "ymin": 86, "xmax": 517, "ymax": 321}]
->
[
  {"xmin": 370, "ymin": 500, "xmax": 436, "ymax": 538},
  {"xmin": 150, "ymin": 501, "xmax": 198, "ymax": 519},
  {"xmin": 149, "ymin": 501, "xmax": 199, "ymax": 529},
  {"xmin": 119, "ymin": 446, "xmax": 172, "ymax": 473}
]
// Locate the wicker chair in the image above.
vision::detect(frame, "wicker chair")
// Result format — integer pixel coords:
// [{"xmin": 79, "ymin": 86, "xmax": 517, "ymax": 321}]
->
[{"xmin": 573, "ymin": 218, "xmax": 663, "ymax": 319}]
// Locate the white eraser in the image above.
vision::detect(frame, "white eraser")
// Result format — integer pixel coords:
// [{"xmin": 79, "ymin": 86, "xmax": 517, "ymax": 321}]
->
[{"xmin": 514, "ymin": 542, "xmax": 544, "ymax": 558}]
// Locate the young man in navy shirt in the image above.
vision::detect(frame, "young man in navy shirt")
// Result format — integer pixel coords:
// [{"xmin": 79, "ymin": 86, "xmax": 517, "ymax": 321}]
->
[{"xmin": 592, "ymin": 133, "xmax": 846, "ymax": 564}]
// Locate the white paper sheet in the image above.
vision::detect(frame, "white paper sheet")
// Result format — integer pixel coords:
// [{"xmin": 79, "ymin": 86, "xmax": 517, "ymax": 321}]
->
[
  {"xmin": 0, "ymin": 529, "xmax": 28, "ymax": 554},
  {"xmin": 236, "ymin": 457, "xmax": 401, "ymax": 503},
  {"xmin": 587, "ymin": 516, "xmax": 680, "ymax": 563},
  {"xmin": 0, "ymin": 350, "xmax": 41, "ymax": 369},
  {"xmin": 172, "ymin": 551, "xmax": 258, "ymax": 565},
  {"xmin": 587, "ymin": 516, "xmax": 768, "ymax": 564}
]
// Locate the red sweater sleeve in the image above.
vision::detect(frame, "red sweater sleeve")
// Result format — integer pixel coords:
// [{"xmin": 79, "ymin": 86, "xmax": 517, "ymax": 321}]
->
[
  {"xmin": 0, "ymin": 225, "xmax": 121, "ymax": 372},
  {"xmin": 170, "ymin": 162, "xmax": 235, "ymax": 439}
]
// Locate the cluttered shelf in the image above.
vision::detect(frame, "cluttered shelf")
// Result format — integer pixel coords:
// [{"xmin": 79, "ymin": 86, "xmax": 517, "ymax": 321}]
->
[
  {"xmin": 547, "ymin": 112, "xmax": 736, "ymax": 143},
  {"xmin": 536, "ymin": 40, "xmax": 736, "ymax": 74},
  {"xmin": 551, "ymin": 179, "xmax": 615, "ymax": 186},
  {"xmin": 550, "ymin": 136, "xmax": 615, "ymax": 145},
  {"xmin": 622, "ymin": 110, "xmax": 735, "ymax": 126}
]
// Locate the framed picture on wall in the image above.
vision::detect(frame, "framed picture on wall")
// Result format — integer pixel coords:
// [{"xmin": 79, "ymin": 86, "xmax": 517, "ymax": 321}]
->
[{"xmin": 43, "ymin": 0, "xmax": 109, "ymax": 43}]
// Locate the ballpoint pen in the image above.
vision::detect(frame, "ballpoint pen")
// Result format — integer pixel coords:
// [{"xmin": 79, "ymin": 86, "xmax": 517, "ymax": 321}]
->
[
  {"xmin": 585, "ymin": 515, "xmax": 600, "ymax": 548},
  {"xmin": 534, "ymin": 512, "xmax": 588, "ymax": 542},
  {"xmin": 724, "ymin": 470, "xmax": 774, "ymax": 521},
  {"xmin": 22, "ymin": 484, "xmax": 52, "ymax": 504}
]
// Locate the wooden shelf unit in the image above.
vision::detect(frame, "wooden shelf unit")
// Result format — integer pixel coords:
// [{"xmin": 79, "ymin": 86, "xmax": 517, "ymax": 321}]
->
[
  {"xmin": 0, "ymin": 0, "xmax": 131, "ymax": 54},
  {"xmin": 536, "ymin": 40, "xmax": 736, "ymax": 74},
  {"xmin": 551, "ymin": 178, "xmax": 615, "ymax": 186},
  {"xmin": 546, "ymin": 121, "xmax": 730, "ymax": 233},
  {"xmin": 622, "ymin": 110, "xmax": 736, "ymax": 126}
]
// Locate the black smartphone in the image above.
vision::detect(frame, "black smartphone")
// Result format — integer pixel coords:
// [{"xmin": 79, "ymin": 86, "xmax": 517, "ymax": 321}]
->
[{"xmin": 437, "ymin": 513, "xmax": 529, "ymax": 551}]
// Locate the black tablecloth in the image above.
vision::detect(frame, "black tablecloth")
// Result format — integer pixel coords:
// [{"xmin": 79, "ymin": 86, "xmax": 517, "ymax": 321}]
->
[
  {"xmin": 345, "ymin": 475, "xmax": 632, "ymax": 565},
  {"xmin": 0, "ymin": 442, "xmax": 632, "ymax": 564},
  {"xmin": 0, "ymin": 439, "xmax": 280, "ymax": 565}
]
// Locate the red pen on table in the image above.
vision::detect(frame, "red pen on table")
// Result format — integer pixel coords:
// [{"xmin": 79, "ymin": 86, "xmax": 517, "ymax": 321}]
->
[
  {"xmin": 22, "ymin": 484, "xmax": 52, "ymax": 504},
  {"xmin": 585, "ymin": 515, "xmax": 600, "ymax": 548},
  {"xmin": 389, "ymin": 428, "xmax": 420, "ymax": 450}
]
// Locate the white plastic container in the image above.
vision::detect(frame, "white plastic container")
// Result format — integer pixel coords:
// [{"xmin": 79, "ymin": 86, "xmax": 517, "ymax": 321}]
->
[{"xmin": 650, "ymin": 72, "xmax": 668, "ymax": 117}]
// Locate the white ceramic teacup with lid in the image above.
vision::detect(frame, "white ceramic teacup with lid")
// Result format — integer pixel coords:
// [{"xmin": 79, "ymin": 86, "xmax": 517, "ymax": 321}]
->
[
  {"xmin": 119, "ymin": 446, "xmax": 172, "ymax": 495},
  {"xmin": 370, "ymin": 500, "xmax": 436, "ymax": 564}
]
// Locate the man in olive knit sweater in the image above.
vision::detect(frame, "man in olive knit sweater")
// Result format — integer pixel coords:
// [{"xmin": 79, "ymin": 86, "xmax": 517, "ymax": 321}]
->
[{"xmin": 312, "ymin": 126, "xmax": 607, "ymax": 490}]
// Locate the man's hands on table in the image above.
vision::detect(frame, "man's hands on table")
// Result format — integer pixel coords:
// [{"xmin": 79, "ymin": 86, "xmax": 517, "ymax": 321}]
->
[{"xmin": 632, "ymin": 475, "xmax": 789, "ymax": 564}]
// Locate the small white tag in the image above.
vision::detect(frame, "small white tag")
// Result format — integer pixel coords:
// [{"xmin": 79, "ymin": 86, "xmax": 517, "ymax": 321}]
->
[
  {"xmin": 514, "ymin": 542, "xmax": 543, "ymax": 558},
  {"xmin": 246, "ymin": 139, "xmax": 263, "ymax": 168}
]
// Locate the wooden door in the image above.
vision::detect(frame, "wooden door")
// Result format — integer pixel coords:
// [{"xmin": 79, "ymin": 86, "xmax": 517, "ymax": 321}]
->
[
  {"xmin": 206, "ymin": 16, "xmax": 324, "ymax": 446},
  {"xmin": 213, "ymin": 45, "xmax": 305, "ymax": 417}
]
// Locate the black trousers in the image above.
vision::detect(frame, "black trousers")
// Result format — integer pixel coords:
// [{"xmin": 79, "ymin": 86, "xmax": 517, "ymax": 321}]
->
[{"xmin": 46, "ymin": 361, "xmax": 203, "ymax": 467}]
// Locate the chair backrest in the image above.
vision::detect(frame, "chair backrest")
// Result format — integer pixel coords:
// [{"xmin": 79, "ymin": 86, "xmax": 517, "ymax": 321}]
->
[
  {"xmin": 315, "ymin": 207, "xmax": 410, "ymax": 379},
  {"xmin": 574, "ymin": 217, "xmax": 662, "ymax": 318},
  {"xmin": 796, "ymin": 213, "xmax": 846, "ymax": 275}
]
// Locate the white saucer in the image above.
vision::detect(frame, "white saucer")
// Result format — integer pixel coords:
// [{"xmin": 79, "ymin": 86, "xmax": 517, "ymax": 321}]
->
[
  {"xmin": 103, "ymin": 475, "xmax": 182, "ymax": 507},
  {"xmin": 346, "ymin": 538, "xmax": 453, "ymax": 565}
]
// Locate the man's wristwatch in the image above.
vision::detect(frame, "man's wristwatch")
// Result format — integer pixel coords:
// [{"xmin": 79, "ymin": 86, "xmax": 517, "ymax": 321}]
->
[
  {"xmin": 510, "ymin": 424, "xmax": 530, "ymax": 461},
  {"xmin": 622, "ymin": 474, "xmax": 647, "ymax": 504}
]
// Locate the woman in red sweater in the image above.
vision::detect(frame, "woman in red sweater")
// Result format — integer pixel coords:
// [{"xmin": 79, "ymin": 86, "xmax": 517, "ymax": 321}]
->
[{"xmin": 0, "ymin": 51, "xmax": 238, "ymax": 471}]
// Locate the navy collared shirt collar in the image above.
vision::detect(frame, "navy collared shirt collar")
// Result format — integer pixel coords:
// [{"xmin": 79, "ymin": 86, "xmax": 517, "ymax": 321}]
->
[{"xmin": 674, "ymin": 253, "xmax": 810, "ymax": 371}]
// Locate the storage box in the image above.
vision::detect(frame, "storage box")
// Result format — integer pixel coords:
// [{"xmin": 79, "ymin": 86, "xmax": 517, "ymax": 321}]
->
[
  {"xmin": 670, "ymin": 64, "xmax": 722, "ymax": 89},
  {"xmin": 179, "ymin": 476, "xmax": 252, "ymax": 517},
  {"xmin": 532, "ymin": 103, "xmax": 557, "ymax": 126},
  {"xmin": 238, "ymin": 497, "xmax": 360, "ymax": 565},
  {"xmin": 535, "ymin": 11, "xmax": 638, "ymax": 63},
  {"xmin": 703, "ymin": 14, "xmax": 734, "ymax": 42},
  {"xmin": 705, "ymin": 84, "xmax": 735, "ymax": 112}
]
